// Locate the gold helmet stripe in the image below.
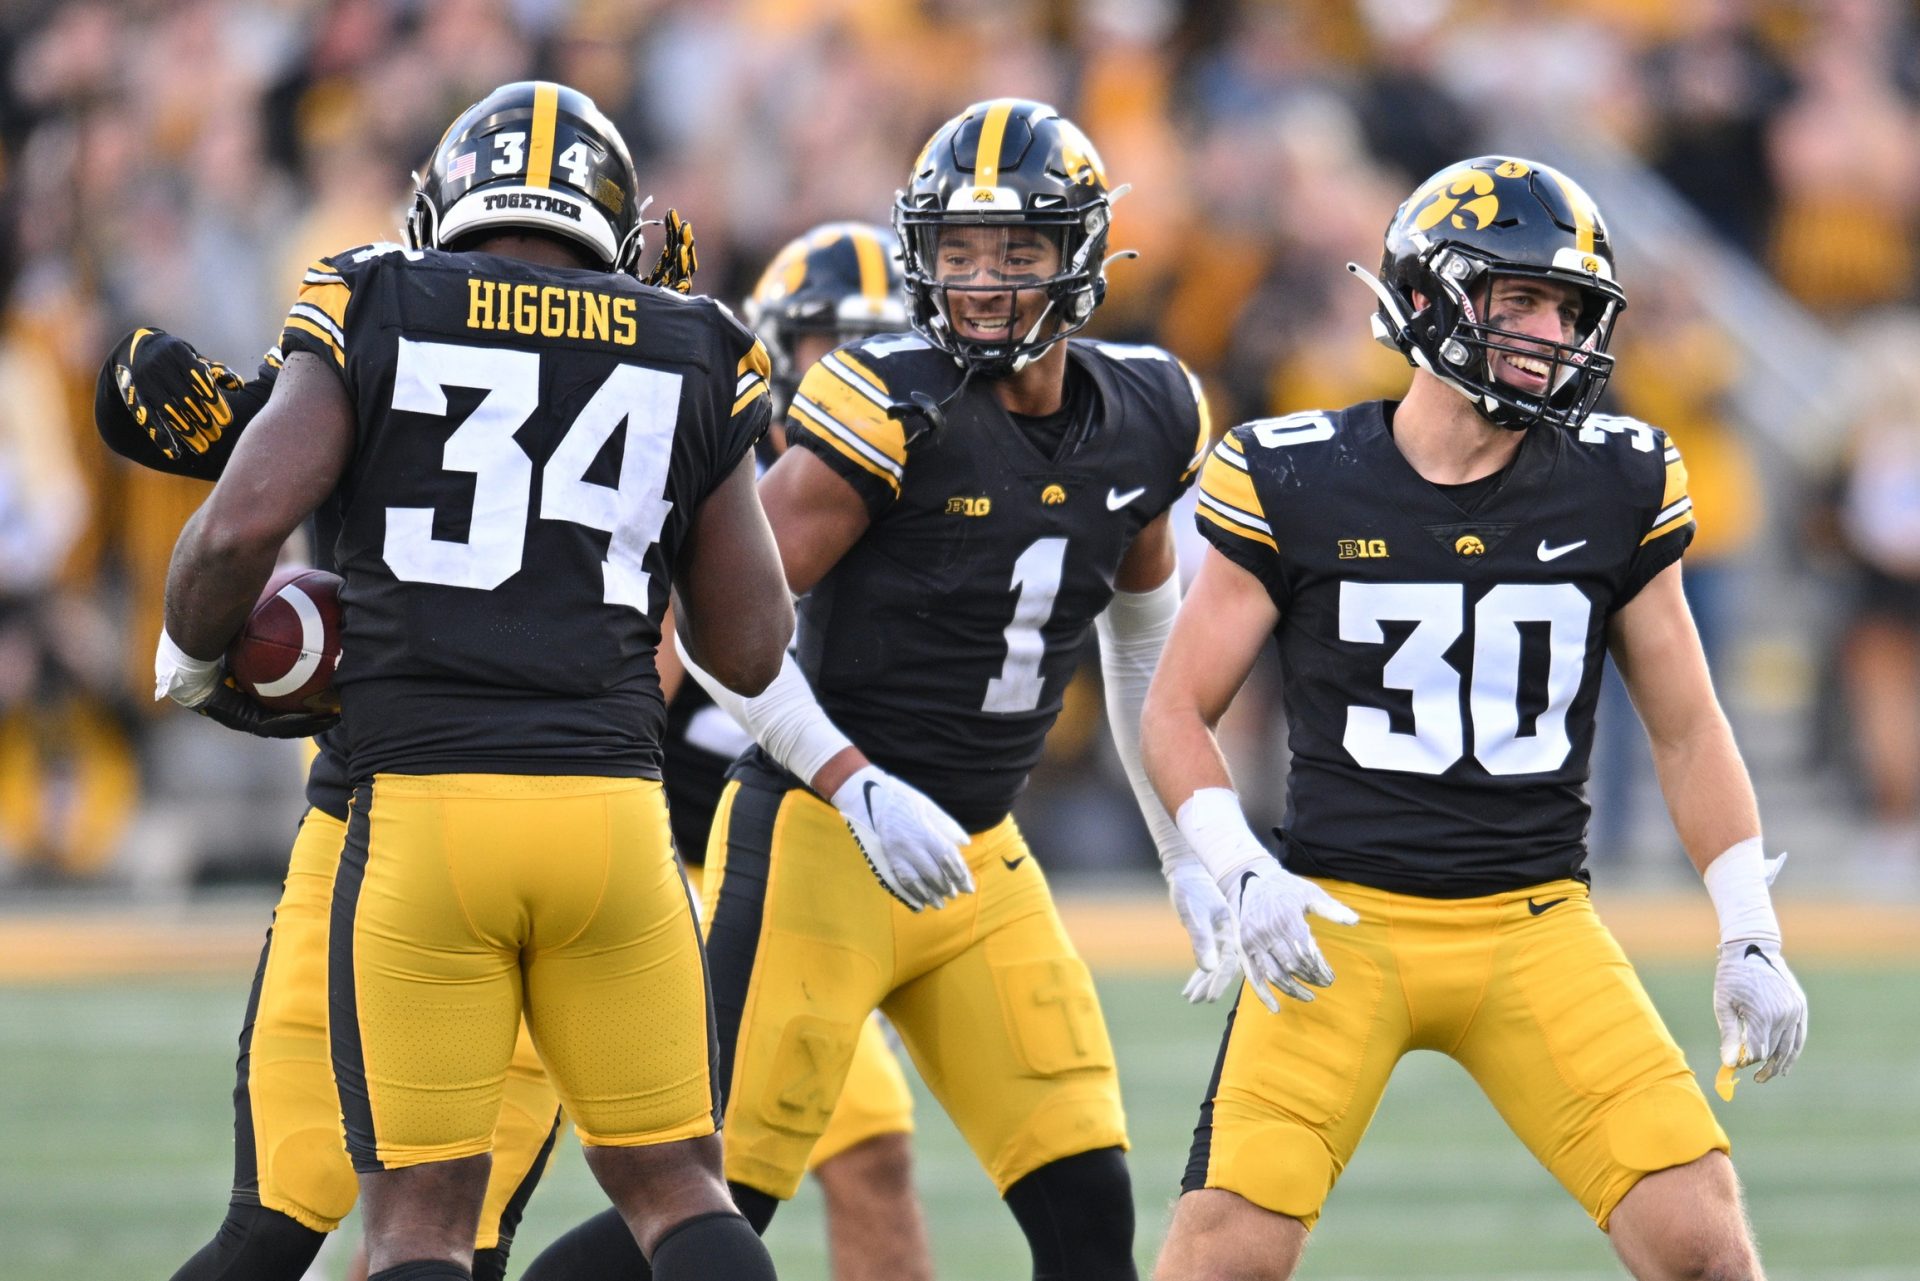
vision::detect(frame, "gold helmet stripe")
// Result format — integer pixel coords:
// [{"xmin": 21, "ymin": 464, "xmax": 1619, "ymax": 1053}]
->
[
  {"xmin": 1544, "ymin": 167, "xmax": 1596, "ymax": 254},
  {"xmin": 973, "ymin": 100, "xmax": 1017, "ymax": 189},
  {"xmin": 525, "ymin": 82, "xmax": 560, "ymax": 189},
  {"xmin": 852, "ymin": 227, "xmax": 888, "ymax": 304}
]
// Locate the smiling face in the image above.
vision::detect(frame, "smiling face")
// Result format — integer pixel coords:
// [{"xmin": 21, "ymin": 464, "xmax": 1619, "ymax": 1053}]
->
[
  {"xmin": 1480, "ymin": 276, "xmax": 1586, "ymax": 397},
  {"xmin": 930, "ymin": 224, "xmax": 1064, "ymax": 344}
]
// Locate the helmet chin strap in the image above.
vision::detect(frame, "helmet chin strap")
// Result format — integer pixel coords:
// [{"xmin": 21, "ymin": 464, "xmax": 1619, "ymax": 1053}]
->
[{"xmin": 1348, "ymin": 260, "xmax": 1530, "ymax": 430}]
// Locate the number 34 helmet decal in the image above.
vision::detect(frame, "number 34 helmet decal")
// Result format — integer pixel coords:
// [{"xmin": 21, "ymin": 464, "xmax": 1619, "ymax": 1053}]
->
[{"xmin": 407, "ymin": 81, "xmax": 646, "ymax": 275}]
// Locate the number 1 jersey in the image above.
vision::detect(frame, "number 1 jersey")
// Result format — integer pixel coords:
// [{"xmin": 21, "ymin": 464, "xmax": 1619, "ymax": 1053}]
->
[
  {"xmin": 761, "ymin": 333, "xmax": 1210, "ymax": 832},
  {"xmin": 276, "ymin": 242, "xmax": 771, "ymax": 781},
  {"xmin": 1195, "ymin": 400, "xmax": 1694, "ymax": 896}
]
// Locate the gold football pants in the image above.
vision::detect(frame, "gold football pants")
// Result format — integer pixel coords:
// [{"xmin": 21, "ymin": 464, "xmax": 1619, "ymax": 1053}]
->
[
  {"xmin": 682, "ymin": 861, "xmax": 916, "ymax": 1169},
  {"xmin": 239, "ymin": 807, "xmax": 559, "ymax": 1242},
  {"xmin": 703, "ymin": 779, "xmax": 1126, "ymax": 1199},
  {"xmin": 1185, "ymin": 877, "xmax": 1728, "ymax": 1230},
  {"xmin": 330, "ymin": 775, "xmax": 715, "ymax": 1169}
]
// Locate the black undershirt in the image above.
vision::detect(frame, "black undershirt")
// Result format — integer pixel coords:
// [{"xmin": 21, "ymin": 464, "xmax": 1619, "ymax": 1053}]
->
[
  {"xmin": 1006, "ymin": 360, "xmax": 1092, "ymax": 462},
  {"xmin": 1434, "ymin": 465, "xmax": 1512, "ymax": 514}
]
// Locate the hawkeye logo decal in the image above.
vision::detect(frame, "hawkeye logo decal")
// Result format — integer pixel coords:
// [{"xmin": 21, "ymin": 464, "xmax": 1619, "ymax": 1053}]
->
[
  {"xmin": 1041, "ymin": 484, "xmax": 1068, "ymax": 506},
  {"xmin": 946, "ymin": 496, "xmax": 993, "ymax": 516},
  {"xmin": 1338, "ymin": 538, "xmax": 1389, "ymax": 560},
  {"xmin": 1455, "ymin": 535, "xmax": 1486, "ymax": 556},
  {"xmin": 1411, "ymin": 168, "xmax": 1500, "ymax": 234}
]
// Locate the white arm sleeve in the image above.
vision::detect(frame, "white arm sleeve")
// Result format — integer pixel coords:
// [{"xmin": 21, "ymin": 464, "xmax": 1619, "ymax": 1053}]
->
[
  {"xmin": 675, "ymin": 633, "xmax": 853, "ymax": 789},
  {"xmin": 1095, "ymin": 573, "xmax": 1196, "ymax": 874}
]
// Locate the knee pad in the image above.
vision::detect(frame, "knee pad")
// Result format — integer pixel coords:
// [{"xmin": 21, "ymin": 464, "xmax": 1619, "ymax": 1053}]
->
[
  {"xmin": 1003, "ymin": 1147, "xmax": 1136, "ymax": 1281},
  {"xmin": 167, "ymin": 1201, "xmax": 327, "ymax": 1281}
]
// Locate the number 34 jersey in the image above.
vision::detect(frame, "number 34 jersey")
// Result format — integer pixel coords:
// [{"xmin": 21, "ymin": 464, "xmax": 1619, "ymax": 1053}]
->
[
  {"xmin": 276, "ymin": 242, "xmax": 771, "ymax": 782},
  {"xmin": 1196, "ymin": 400, "xmax": 1695, "ymax": 897},
  {"xmin": 771, "ymin": 334, "xmax": 1210, "ymax": 833}
]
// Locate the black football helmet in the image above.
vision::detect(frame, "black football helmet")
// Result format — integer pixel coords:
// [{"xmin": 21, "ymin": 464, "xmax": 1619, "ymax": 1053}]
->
[
  {"xmin": 743, "ymin": 221, "xmax": 908, "ymax": 414},
  {"xmin": 1349, "ymin": 155, "xmax": 1626, "ymax": 432},
  {"xmin": 894, "ymin": 99, "xmax": 1122, "ymax": 378},
  {"xmin": 406, "ymin": 80, "xmax": 645, "ymax": 273}
]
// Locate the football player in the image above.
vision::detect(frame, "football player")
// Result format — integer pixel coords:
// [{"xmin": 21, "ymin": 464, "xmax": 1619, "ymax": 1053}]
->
[
  {"xmin": 96, "ymin": 161, "xmax": 700, "ymax": 1281},
  {"xmin": 153, "ymin": 81, "xmax": 790, "ymax": 1281},
  {"xmin": 672, "ymin": 222, "xmax": 939, "ymax": 1281},
  {"xmin": 1141, "ymin": 156, "xmax": 1808, "ymax": 1280},
  {"xmin": 523, "ymin": 98, "xmax": 1219, "ymax": 1281},
  {"xmin": 100, "ymin": 356, "xmax": 565, "ymax": 1281}
]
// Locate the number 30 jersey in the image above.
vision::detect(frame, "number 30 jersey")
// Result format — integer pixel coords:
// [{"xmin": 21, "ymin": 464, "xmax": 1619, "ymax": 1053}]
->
[
  {"xmin": 1195, "ymin": 400, "xmax": 1694, "ymax": 897},
  {"xmin": 765, "ymin": 333, "xmax": 1210, "ymax": 833},
  {"xmin": 277, "ymin": 242, "xmax": 771, "ymax": 781}
]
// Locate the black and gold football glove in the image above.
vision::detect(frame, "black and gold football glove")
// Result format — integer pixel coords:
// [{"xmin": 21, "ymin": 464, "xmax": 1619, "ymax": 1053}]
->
[
  {"xmin": 642, "ymin": 209, "xmax": 699, "ymax": 294},
  {"xmin": 105, "ymin": 327, "xmax": 245, "ymax": 461},
  {"xmin": 197, "ymin": 677, "xmax": 340, "ymax": 740}
]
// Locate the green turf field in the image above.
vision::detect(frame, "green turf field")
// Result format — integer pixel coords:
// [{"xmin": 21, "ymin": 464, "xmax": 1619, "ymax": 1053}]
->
[{"xmin": 3, "ymin": 965, "xmax": 1915, "ymax": 1280}]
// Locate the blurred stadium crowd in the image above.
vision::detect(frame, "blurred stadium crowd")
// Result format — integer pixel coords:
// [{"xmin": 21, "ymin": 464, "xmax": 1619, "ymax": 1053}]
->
[{"xmin": 2, "ymin": 0, "xmax": 1918, "ymax": 889}]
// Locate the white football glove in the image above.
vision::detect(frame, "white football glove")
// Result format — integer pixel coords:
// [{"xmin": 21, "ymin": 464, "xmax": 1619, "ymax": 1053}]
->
[
  {"xmin": 830, "ymin": 764, "xmax": 975, "ymax": 912},
  {"xmin": 1159, "ymin": 856, "xmax": 1236, "ymax": 1006},
  {"xmin": 1232, "ymin": 860, "xmax": 1360, "ymax": 1012},
  {"xmin": 1714, "ymin": 938, "xmax": 1808, "ymax": 1085},
  {"xmin": 1165, "ymin": 857, "xmax": 1242, "ymax": 1004}
]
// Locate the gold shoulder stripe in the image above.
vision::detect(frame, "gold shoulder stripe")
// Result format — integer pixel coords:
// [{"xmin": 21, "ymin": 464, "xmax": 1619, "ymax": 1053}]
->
[
  {"xmin": 1660, "ymin": 452, "xmax": 1690, "ymax": 510},
  {"xmin": 732, "ymin": 381, "xmax": 768, "ymax": 416},
  {"xmin": 1640, "ymin": 511, "xmax": 1694, "ymax": 546},
  {"xmin": 1197, "ymin": 497, "xmax": 1278, "ymax": 554},
  {"xmin": 1180, "ymin": 360, "xmax": 1212, "ymax": 480},
  {"xmin": 526, "ymin": 82, "xmax": 559, "ymax": 189},
  {"xmin": 829, "ymin": 351, "xmax": 890, "ymax": 397},
  {"xmin": 297, "ymin": 279, "xmax": 352, "ymax": 333},
  {"xmin": 797, "ymin": 362, "xmax": 907, "ymax": 470},
  {"xmin": 284, "ymin": 316, "xmax": 345, "ymax": 368},
  {"xmin": 790, "ymin": 396, "xmax": 902, "ymax": 495},
  {"xmin": 738, "ymin": 339, "xmax": 772, "ymax": 382},
  {"xmin": 306, "ymin": 259, "xmax": 342, "ymax": 279},
  {"xmin": 1197, "ymin": 449, "xmax": 1271, "ymax": 548}
]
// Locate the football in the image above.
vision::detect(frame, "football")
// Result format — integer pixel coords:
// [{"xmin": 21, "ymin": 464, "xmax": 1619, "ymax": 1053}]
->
[{"xmin": 225, "ymin": 567, "xmax": 344, "ymax": 713}]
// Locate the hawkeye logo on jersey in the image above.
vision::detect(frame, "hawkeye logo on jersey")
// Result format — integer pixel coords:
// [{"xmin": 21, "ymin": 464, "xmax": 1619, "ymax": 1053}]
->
[
  {"xmin": 946, "ymin": 496, "xmax": 993, "ymax": 517},
  {"xmin": 1455, "ymin": 535, "xmax": 1486, "ymax": 556},
  {"xmin": 1041, "ymin": 484, "xmax": 1068, "ymax": 506},
  {"xmin": 1338, "ymin": 539, "xmax": 1389, "ymax": 559}
]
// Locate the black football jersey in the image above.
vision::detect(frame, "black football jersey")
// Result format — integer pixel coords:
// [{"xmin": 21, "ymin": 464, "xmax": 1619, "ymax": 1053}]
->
[
  {"xmin": 747, "ymin": 332, "xmax": 1210, "ymax": 832},
  {"xmin": 277, "ymin": 242, "xmax": 770, "ymax": 781},
  {"xmin": 1195, "ymin": 401, "xmax": 1695, "ymax": 896}
]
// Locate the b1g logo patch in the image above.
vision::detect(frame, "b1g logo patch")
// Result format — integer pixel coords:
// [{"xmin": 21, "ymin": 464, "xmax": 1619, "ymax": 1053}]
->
[
  {"xmin": 946, "ymin": 496, "xmax": 992, "ymax": 517},
  {"xmin": 1339, "ymin": 538, "xmax": 1389, "ymax": 559}
]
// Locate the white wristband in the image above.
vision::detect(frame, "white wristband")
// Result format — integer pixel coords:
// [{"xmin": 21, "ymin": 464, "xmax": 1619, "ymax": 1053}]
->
[
  {"xmin": 1702, "ymin": 836, "xmax": 1781, "ymax": 944},
  {"xmin": 1173, "ymin": 787, "xmax": 1272, "ymax": 889},
  {"xmin": 154, "ymin": 627, "xmax": 223, "ymax": 707}
]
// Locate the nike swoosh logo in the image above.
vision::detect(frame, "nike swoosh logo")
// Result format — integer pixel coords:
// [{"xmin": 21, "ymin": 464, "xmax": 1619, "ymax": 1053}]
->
[
  {"xmin": 1002, "ymin": 855, "xmax": 1027, "ymax": 871},
  {"xmin": 1527, "ymin": 896, "xmax": 1569, "ymax": 915},
  {"xmin": 861, "ymin": 780, "xmax": 880, "ymax": 825},
  {"xmin": 1106, "ymin": 486, "xmax": 1147, "ymax": 511},
  {"xmin": 1537, "ymin": 539, "xmax": 1587, "ymax": 562},
  {"xmin": 1743, "ymin": 942, "xmax": 1779, "ymax": 973}
]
